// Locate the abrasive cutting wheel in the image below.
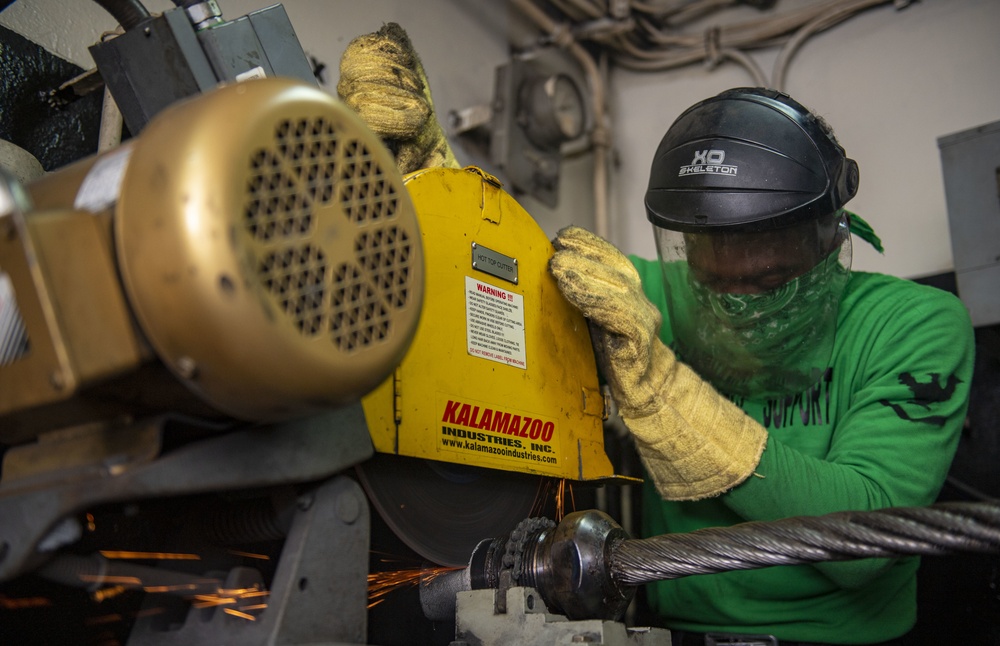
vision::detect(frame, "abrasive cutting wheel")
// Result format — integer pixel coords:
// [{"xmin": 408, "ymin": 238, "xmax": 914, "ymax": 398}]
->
[{"xmin": 357, "ymin": 453, "xmax": 551, "ymax": 567}]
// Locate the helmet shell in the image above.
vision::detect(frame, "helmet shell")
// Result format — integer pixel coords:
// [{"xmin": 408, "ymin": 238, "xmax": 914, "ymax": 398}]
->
[{"xmin": 645, "ymin": 88, "xmax": 859, "ymax": 232}]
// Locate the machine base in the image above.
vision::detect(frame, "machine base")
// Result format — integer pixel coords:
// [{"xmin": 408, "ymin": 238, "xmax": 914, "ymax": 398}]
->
[{"xmin": 452, "ymin": 586, "xmax": 670, "ymax": 646}]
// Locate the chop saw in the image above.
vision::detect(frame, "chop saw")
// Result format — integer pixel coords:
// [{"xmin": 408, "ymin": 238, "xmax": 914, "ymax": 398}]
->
[
  {"xmin": 0, "ymin": 67, "xmax": 638, "ymax": 643},
  {"xmin": 359, "ymin": 164, "xmax": 628, "ymax": 568}
]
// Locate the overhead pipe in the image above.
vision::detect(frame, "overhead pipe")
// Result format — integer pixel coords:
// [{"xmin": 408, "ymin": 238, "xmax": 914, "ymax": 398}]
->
[
  {"xmin": 89, "ymin": 0, "xmax": 151, "ymax": 31},
  {"xmin": 510, "ymin": 0, "xmax": 611, "ymax": 242}
]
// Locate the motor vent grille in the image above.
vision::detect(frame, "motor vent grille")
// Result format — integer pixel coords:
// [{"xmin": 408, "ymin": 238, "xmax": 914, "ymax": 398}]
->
[
  {"xmin": 245, "ymin": 115, "xmax": 414, "ymax": 350},
  {"xmin": 258, "ymin": 244, "xmax": 328, "ymax": 336}
]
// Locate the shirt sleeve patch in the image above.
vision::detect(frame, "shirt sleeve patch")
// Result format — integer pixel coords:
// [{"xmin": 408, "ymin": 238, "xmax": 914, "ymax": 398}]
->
[{"xmin": 878, "ymin": 371, "xmax": 962, "ymax": 427}]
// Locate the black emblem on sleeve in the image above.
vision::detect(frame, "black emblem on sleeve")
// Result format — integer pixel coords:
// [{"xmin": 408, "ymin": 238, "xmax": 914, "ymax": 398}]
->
[{"xmin": 878, "ymin": 372, "xmax": 961, "ymax": 426}]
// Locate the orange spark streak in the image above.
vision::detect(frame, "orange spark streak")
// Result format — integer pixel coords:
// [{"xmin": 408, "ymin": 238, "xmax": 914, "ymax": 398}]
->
[
  {"xmin": 143, "ymin": 584, "xmax": 199, "ymax": 593},
  {"xmin": 99, "ymin": 551, "xmax": 201, "ymax": 560},
  {"xmin": 92, "ymin": 585, "xmax": 127, "ymax": 602},
  {"xmin": 227, "ymin": 549, "xmax": 270, "ymax": 560},
  {"xmin": 556, "ymin": 479, "xmax": 566, "ymax": 521},
  {"xmin": 217, "ymin": 587, "xmax": 260, "ymax": 597},
  {"xmin": 235, "ymin": 590, "xmax": 270, "ymax": 599},
  {"xmin": 553, "ymin": 478, "xmax": 578, "ymax": 521},
  {"xmin": 0, "ymin": 594, "xmax": 51, "ymax": 610},
  {"xmin": 190, "ymin": 595, "xmax": 237, "ymax": 608},
  {"xmin": 529, "ymin": 478, "xmax": 552, "ymax": 517},
  {"xmin": 186, "ymin": 586, "xmax": 268, "ymax": 609},
  {"xmin": 223, "ymin": 608, "xmax": 256, "ymax": 621},
  {"xmin": 239, "ymin": 603, "xmax": 268, "ymax": 611}
]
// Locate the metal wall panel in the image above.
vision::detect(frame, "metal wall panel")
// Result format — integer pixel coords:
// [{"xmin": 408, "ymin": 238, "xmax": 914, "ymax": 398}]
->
[{"xmin": 938, "ymin": 120, "xmax": 1000, "ymax": 327}]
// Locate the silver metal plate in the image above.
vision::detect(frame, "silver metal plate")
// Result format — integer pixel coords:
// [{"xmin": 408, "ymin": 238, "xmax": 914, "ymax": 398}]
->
[{"xmin": 472, "ymin": 242, "xmax": 518, "ymax": 284}]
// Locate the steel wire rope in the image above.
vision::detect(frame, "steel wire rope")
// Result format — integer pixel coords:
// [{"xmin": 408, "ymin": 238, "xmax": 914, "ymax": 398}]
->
[{"xmin": 610, "ymin": 501, "xmax": 1000, "ymax": 586}]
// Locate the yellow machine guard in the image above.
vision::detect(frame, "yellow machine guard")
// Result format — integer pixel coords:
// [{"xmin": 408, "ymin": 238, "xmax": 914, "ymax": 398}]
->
[{"xmin": 362, "ymin": 167, "xmax": 619, "ymax": 481}]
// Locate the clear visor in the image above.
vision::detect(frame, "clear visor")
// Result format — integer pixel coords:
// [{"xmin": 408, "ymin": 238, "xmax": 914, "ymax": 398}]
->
[{"xmin": 654, "ymin": 211, "xmax": 852, "ymax": 399}]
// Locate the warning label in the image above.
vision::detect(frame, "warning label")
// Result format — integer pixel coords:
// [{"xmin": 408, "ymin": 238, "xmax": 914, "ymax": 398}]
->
[{"xmin": 465, "ymin": 276, "xmax": 526, "ymax": 369}]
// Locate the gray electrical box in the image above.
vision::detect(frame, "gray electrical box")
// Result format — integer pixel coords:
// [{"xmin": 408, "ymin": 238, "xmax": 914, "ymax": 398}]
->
[
  {"xmin": 90, "ymin": 3, "xmax": 316, "ymax": 136},
  {"xmin": 938, "ymin": 119, "xmax": 1000, "ymax": 327}
]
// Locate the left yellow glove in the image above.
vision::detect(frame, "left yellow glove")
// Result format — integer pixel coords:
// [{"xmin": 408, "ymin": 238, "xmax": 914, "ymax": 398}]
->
[
  {"xmin": 549, "ymin": 226, "xmax": 768, "ymax": 501},
  {"xmin": 337, "ymin": 22, "xmax": 459, "ymax": 174}
]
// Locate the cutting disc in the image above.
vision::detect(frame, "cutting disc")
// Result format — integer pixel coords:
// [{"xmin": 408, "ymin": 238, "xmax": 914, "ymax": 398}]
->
[{"xmin": 357, "ymin": 453, "xmax": 547, "ymax": 567}]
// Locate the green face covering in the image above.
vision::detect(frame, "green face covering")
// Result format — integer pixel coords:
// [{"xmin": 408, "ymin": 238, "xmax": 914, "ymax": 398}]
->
[{"xmin": 656, "ymin": 215, "xmax": 852, "ymax": 399}]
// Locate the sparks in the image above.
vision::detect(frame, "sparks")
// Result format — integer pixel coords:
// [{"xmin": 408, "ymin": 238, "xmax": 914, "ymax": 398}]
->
[
  {"xmin": 227, "ymin": 549, "xmax": 271, "ymax": 560},
  {"xmin": 218, "ymin": 587, "xmax": 255, "ymax": 596},
  {"xmin": 529, "ymin": 478, "xmax": 575, "ymax": 521},
  {"xmin": 92, "ymin": 585, "xmax": 128, "ymax": 602},
  {"xmin": 187, "ymin": 586, "xmax": 270, "ymax": 610},
  {"xmin": 555, "ymin": 478, "xmax": 576, "ymax": 521},
  {"xmin": 367, "ymin": 566, "xmax": 462, "ymax": 609},
  {"xmin": 142, "ymin": 584, "xmax": 200, "ymax": 594},
  {"xmin": 0, "ymin": 594, "xmax": 51, "ymax": 610},
  {"xmin": 223, "ymin": 608, "xmax": 256, "ymax": 621},
  {"xmin": 190, "ymin": 595, "xmax": 238, "ymax": 608},
  {"xmin": 234, "ymin": 590, "xmax": 270, "ymax": 599}
]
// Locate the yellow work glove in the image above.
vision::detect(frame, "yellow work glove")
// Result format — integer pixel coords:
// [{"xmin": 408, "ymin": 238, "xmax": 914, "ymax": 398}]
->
[
  {"xmin": 549, "ymin": 226, "xmax": 768, "ymax": 501},
  {"xmin": 337, "ymin": 22, "xmax": 460, "ymax": 174}
]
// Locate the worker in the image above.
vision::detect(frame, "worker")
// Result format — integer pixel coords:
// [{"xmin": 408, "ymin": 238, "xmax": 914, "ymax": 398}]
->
[
  {"xmin": 547, "ymin": 89, "xmax": 974, "ymax": 646},
  {"xmin": 338, "ymin": 24, "xmax": 974, "ymax": 646}
]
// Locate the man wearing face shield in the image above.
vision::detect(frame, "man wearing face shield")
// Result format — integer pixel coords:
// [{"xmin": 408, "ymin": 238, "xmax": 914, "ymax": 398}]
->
[{"xmin": 550, "ymin": 88, "xmax": 974, "ymax": 645}]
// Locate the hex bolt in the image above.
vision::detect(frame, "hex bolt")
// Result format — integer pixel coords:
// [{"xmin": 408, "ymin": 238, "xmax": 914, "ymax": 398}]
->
[{"xmin": 175, "ymin": 356, "xmax": 198, "ymax": 380}]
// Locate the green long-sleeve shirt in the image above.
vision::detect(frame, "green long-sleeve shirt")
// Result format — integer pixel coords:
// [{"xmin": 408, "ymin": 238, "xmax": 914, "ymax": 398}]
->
[{"xmin": 630, "ymin": 258, "xmax": 974, "ymax": 644}]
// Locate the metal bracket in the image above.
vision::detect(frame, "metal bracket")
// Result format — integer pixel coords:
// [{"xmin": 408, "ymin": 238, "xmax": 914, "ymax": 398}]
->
[{"xmin": 456, "ymin": 587, "xmax": 671, "ymax": 646}]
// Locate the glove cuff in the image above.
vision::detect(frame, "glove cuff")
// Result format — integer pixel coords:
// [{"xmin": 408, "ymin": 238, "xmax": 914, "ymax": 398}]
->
[{"xmin": 623, "ymin": 358, "xmax": 768, "ymax": 501}]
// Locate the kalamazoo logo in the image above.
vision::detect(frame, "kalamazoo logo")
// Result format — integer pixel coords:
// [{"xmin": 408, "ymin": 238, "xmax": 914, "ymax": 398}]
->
[
  {"xmin": 678, "ymin": 149, "xmax": 738, "ymax": 177},
  {"xmin": 441, "ymin": 399, "xmax": 555, "ymax": 442}
]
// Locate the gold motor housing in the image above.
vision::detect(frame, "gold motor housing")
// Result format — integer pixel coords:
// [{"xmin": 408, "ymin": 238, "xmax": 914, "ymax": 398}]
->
[{"xmin": 0, "ymin": 78, "xmax": 423, "ymax": 438}]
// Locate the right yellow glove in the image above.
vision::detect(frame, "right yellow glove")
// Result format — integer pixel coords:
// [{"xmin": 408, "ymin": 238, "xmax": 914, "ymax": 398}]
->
[
  {"xmin": 337, "ymin": 22, "xmax": 460, "ymax": 174},
  {"xmin": 549, "ymin": 226, "xmax": 768, "ymax": 501}
]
